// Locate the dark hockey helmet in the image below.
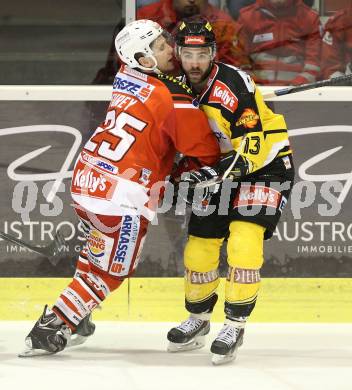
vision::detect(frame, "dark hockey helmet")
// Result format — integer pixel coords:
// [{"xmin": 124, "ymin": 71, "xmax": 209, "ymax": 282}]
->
[{"xmin": 175, "ymin": 19, "xmax": 217, "ymax": 59}]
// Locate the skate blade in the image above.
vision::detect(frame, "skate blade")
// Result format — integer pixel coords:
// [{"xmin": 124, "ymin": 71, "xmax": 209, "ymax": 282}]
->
[
  {"xmin": 18, "ymin": 348, "xmax": 56, "ymax": 358},
  {"xmin": 167, "ymin": 335, "xmax": 206, "ymax": 352},
  {"xmin": 211, "ymin": 352, "xmax": 236, "ymax": 366},
  {"xmin": 68, "ymin": 334, "xmax": 89, "ymax": 347},
  {"xmin": 211, "ymin": 338, "xmax": 243, "ymax": 365},
  {"xmin": 18, "ymin": 333, "xmax": 89, "ymax": 358}
]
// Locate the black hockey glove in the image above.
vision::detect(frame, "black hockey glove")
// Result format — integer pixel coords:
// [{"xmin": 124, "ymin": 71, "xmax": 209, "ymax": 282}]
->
[
  {"xmin": 180, "ymin": 166, "xmax": 220, "ymax": 208},
  {"xmin": 183, "ymin": 152, "xmax": 252, "ymax": 186},
  {"xmin": 215, "ymin": 151, "xmax": 252, "ymax": 180},
  {"xmin": 182, "ymin": 166, "xmax": 219, "ymax": 186}
]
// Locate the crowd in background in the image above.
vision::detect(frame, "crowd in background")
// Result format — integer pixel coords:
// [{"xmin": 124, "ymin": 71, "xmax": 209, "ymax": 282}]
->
[{"xmin": 94, "ymin": 0, "xmax": 352, "ymax": 86}]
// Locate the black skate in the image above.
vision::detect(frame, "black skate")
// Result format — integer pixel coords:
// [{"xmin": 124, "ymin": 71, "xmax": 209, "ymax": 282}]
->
[
  {"xmin": 70, "ymin": 313, "xmax": 96, "ymax": 347},
  {"xmin": 167, "ymin": 315, "xmax": 210, "ymax": 352},
  {"xmin": 210, "ymin": 321, "xmax": 245, "ymax": 365},
  {"xmin": 18, "ymin": 305, "xmax": 71, "ymax": 357}
]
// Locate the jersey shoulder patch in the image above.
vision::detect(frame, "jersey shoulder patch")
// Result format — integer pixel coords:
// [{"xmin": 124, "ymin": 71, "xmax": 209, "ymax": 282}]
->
[{"xmin": 218, "ymin": 62, "xmax": 255, "ymax": 94}]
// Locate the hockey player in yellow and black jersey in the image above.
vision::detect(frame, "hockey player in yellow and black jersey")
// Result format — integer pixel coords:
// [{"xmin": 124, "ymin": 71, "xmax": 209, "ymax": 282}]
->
[{"xmin": 167, "ymin": 20, "xmax": 295, "ymax": 365}]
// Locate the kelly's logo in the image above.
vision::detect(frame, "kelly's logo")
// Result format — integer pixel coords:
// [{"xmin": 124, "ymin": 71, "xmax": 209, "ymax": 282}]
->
[
  {"xmin": 209, "ymin": 80, "xmax": 238, "ymax": 113},
  {"xmin": 71, "ymin": 160, "xmax": 117, "ymax": 201},
  {"xmin": 73, "ymin": 169, "xmax": 107, "ymax": 193},
  {"xmin": 233, "ymin": 185, "xmax": 281, "ymax": 209}
]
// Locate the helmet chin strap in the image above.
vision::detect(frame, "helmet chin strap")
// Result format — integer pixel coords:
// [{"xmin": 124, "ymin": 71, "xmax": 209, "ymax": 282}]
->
[{"xmin": 136, "ymin": 55, "xmax": 161, "ymax": 73}]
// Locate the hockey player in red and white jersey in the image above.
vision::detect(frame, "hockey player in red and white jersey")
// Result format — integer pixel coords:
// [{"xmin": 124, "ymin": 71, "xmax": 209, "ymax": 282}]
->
[{"xmin": 19, "ymin": 19, "xmax": 220, "ymax": 357}]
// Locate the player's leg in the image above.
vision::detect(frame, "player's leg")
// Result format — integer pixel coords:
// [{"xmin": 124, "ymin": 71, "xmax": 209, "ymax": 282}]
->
[
  {"xmin": 20, "ymin": 212, "xmax": 148, "ymax": 357},
  {"xmin": 73, "ymin": 218, "xmax": 92, "ymax": 278},
  {"xmin": 70, "ymin": 218, "xmax": 96, "ymax": 345},
  {"xmin": 211, "ymin": 220, "xmax": 264, "ymax": 365},
  {"xmin": 167, "ymin": 204, "xmax": 228, "ymax": 352},
  {"xmin": 167, "ymin": 235, "xmax": 223, "ymax": 351},
  {"xmin": 211, "ymin": 156, "xmax": 294, "ymax": 364}
]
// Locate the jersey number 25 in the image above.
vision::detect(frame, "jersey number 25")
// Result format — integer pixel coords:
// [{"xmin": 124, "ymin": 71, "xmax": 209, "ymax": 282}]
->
[{"xmin": 84, "ymin": 110, "xmax": 147, "ymax": 161}]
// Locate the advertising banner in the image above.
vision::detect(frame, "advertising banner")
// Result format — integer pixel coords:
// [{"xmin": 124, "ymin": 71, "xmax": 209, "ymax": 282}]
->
[{"xmin": 0, "ymin": 97, "xmax": 351, "ymax": 277}]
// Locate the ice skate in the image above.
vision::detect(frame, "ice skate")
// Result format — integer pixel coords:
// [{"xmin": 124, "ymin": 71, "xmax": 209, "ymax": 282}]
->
[
  {"xmin": 210, "ymin": 320, "xmax": 245, "ymax": 365},
  {"xmin": 167, "ymin": 314, "xmax": 210, "ymax": 352},
  {"xmin": 69, "ymin": 313, "xmax": 96, "ymax": 347},
  {"xmin": 18, "ymin": 305, "xmax": 72, "ymax": 357}
]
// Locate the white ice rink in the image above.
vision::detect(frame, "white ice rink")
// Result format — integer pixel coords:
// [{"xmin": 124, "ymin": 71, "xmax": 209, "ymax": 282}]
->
[{"xmin": 1, "ymin": 322, "xmax": 351, "ymax": 390}]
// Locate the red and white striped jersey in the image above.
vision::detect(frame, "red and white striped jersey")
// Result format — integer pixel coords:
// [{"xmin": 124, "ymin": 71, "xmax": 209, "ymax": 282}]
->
[{"xmin": 71, "ymin": 65, "xmax": 220, "ymax": 219}]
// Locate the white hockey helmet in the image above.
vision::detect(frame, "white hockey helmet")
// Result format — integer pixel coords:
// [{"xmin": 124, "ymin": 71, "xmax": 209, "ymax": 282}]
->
[{"xmin": 115, "ymin": 19, "xmax": 164, "ymax": 72}]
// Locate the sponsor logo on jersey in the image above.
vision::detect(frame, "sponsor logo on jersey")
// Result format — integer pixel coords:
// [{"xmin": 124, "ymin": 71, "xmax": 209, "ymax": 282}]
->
[
  {"xmin": 110, "ymin": 215, "xmax": 140, "ymax": 276},
  {"xmin": 81, "ymin": 152, "xmax": 118, "ymax": 174},
  {"xmin": 208, "ymin": 80, "xmax": 238, "ymax": 113},
  {"xmin": 122, "ymin": 65, "xmax": 148, "ymax": 81},
  {"xmin": 139, "ymin": 168, "xmax": 152, "ymax": 186},
  {"xmin": 112, "ymin": 74, "xmax": 155, "ymax": 102},
  {"xmin": 235, "ymin": 108, "xmax": 259, "ymax": 128},
  {"xmin": 86, "ymin": 299, "xmax": 98, "ymax": 311},
  {"xmin": 71, "ymin": 162, "xmax": 117, "ymax": 200},
  {"xmin": 73, "ymin": 169, "xmax": 107, "ymax": 193},
  {"xmin": 96, "ymin": 160, "xmax": 116, "ymax": 173},
  {"xmin": 227, "ymin": 267, "xmax": 260, "ymax": 284},
  {"xmin": 86, "ymin": 230, "xmax": 113, "ymax": 272},
  {"xmin": 233, "ymin": 184, "xmax": 281, "ymax": 209},
  {"xmin": 185, "ymin": 36, "xmax": 205, "ymax": 45},
  {"xmin": 88, "ymin": 230, "xmax": 105, "ymax": 258},
  {"xmin": 63, "ymin": 288, "xmax": 88, "ymax": 315},
  {"xmin": 186, "ymin": 268, "xmax": 219, "ymax": 284},
  {"xmin": 86, "ymin": 273, "xmax": 109, "ymax": 296}
]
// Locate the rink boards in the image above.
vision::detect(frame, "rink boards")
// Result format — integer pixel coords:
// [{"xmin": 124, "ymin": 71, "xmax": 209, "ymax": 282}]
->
[
  {"xmin": 1, "ymin": 277, "xmax": 352, "ymax": 322},
  {"xmin": 0, "ymin": 86, "xmax": 352, "ymax": 323}
]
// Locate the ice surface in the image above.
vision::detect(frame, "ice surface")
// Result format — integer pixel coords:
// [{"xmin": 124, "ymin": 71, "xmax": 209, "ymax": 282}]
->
[{"xmin": 1, "ymin": 322, "xmax": 351, "ymax": 390}]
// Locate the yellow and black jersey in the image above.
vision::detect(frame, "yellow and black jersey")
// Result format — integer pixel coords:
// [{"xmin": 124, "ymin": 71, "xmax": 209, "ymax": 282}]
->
[{"xmin": 189, "ymin": 62, "xmax": 292, "ymax": 174}]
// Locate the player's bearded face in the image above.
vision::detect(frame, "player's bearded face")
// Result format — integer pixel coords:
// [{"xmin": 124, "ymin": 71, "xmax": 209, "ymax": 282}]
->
[{"xmin": 179, "ymin": 47, "xmax": 213, "ymax": 85}]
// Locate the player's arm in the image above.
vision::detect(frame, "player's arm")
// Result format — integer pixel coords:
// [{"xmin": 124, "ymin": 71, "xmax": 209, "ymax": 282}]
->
[
  {"xmin": 173, "ymin": 103, "xmax": 220, "ymax": 166},
  {"xmin": 158, "ymin": 75, "xmax": 220, "ymax": 183},
  {"xmin": 243, "ymin": 84, "xmax": 289, "ymax": 164},
  {"xmin": 219, "ymin": 78, "xmax": 289, "ymax": 178},
  {"xmin": 160, "ymin": 76, "xmax": 220, "ymax": 166},
  {"xmin": 183, "ymin": 80, "xmax": 290, "ymax": 185}
]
